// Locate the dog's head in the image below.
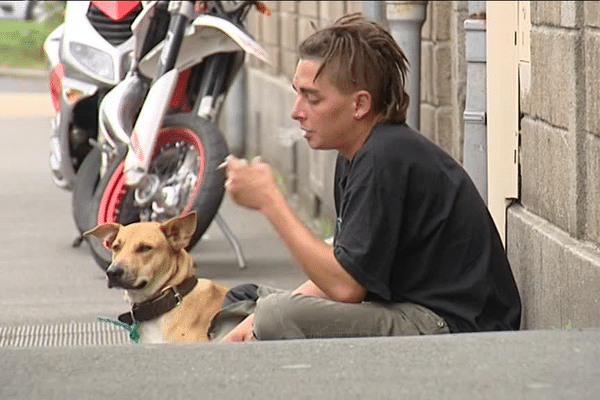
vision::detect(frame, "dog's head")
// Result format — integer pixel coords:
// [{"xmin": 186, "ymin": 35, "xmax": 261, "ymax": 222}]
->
[{"xmin": 84, "ymin": 212, "xmax": 197, "ymax": 297}]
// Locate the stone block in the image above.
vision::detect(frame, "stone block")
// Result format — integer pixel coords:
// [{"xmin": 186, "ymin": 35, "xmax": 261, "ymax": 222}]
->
[
  {"xmin": 507, "ymin": 205, "xmax": 600, "ymax": 329},
  {"xmin": 531, "ymin": 0, "xmax": 578, "ymax": 28},
  {"xmin": 560, "ymin": 1, "xmax": 577, "ymax": 28},
  {"xmin": 421, "ymin": 1, "xmax": 432, "ymax": 40},
  {"xmin": 260, "ymin": 45, "xmax": 280, "ymax": 76},
  {"xmin": 585, "ymin": 134, "xmax": 600, "ymax": 244},
  {"xmin": 319, "ymin": 1, "xmax": 345, "ymax": 24},
  {"xmin": 279, "ymin": 1, "xmax": 297, "ymax": 14},
  {"xmin": 435, "ymin": 106, "xmax": 456, "ymax": 159},
  {"xmin": 261, "ymin": 11, "xmax": 280, "ymax": 46},
  {"xmin": 584, "ymin": 1, "xmax": 600, "ymax": 28},
  {"xmin": 280, "ymin": 12, "xmax": 298, "ymax": 51},
  {"xmin": 520, "ymin": 117, "xmax": 578, "ymax": 236},
  {"xmin": 585, "ymin": 30, "xmax": 600, "ymax": 136},
  {"xmin": 419, "ymin": 103, "xmax": 435, "ymax": 141},
  {"xmin": 281, "ymin": 49, "xmax": 298, "ymax": 82},
  {"xmin": 263, "ymin": 0, "xmax": 279, "ymax": 13},
  {"xmin": 420, "ymin": 41, "xmax": 433, "ymax": 104},
  {"xmin": 432, "ymin": 0, "xmax": 452, "ymax": 42},
  {"xmin": 298, "ymin": 15, "xmax": 319, "ymax": 43},
  {"xmin": 345, "ymin": 1, "xmax": 363, "ymax": 15},
  {"xmin": 531, "ymin": 1, "xmax": 561, "ymax": 26},
  {"xmin": 247, "ymin": 9, "xmax": 262, "ymax": 40},
  {"xmin": 529, "ymin": 28, "xmax": 576, "ymax": 130},
  {"xmin": 433, "ymin": 43, "xmax": 452, "ymax": 106},
  {"xmin": 299, "ymin": 1, "xmax": 319, "ymax": 18}
]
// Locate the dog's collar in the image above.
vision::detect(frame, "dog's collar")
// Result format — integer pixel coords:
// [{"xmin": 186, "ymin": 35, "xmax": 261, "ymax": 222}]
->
[{"xmin": 118, "ymin": 276, "xmax": 198, "ymax": 325}]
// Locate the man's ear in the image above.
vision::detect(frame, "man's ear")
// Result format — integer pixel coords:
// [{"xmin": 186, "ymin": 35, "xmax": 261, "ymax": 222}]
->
[
  {"xmin": 160, "ymin": 212, "xmax": 197, "ymax": 250},
  {"xmin": 84, "ymin": 223, "xmax": 121, "ymax": 247},
  {"xmin": 353, "ymin": 90, "xmax": 373, "ymax": 119}
]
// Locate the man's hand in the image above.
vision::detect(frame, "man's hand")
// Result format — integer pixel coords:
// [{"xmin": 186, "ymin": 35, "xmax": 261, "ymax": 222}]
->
[
  {"xmin": 220, "ymin": 314, "xmax": 256, "ymax": 342},
  {"xmin": 222, "ymin": 155, "xmax": 279, "ymax": 212}
]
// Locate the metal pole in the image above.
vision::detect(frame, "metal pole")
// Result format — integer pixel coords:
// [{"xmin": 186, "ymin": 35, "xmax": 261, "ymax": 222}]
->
[
  {"xmin": 462, "ymin": 1, "xmax": 487, "ymax": 202},
  {"xmin": 386, "ymin": 1, "xmax": 427, "ymax": 131},
  {"xmin": 363, "ymin": 0, "xmax": 385, "ymax": 24}
]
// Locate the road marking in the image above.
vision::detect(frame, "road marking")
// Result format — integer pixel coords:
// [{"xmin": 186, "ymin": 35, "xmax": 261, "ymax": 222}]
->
[{"xmin": 0, "ymin": 93, "xmax": 55, "ymax": 118}]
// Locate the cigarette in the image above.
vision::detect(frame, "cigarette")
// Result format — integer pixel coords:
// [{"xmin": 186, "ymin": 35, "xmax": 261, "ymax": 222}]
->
[{"xmin": 217, "ymin": 161, "xmax": 228, "ymax": 170}]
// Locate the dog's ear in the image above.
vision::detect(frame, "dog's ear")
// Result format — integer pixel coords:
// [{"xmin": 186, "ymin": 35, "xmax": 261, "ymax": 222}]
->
[
  {"xmin": 84, "ymin": 223, "xmax": 121, "ymax": 247},
  {"xmin": 160, "ymin": 212, "xmax": 197, "ymax": 250}
]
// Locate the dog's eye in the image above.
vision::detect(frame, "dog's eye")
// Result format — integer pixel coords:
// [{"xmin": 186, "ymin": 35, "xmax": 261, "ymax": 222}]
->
[
  {"xmin": 136, "ymin": 244, "xmax": 152, "ymax": 253},
  {"xmin": 111, "ymin": 244, "xmax": 121, "ymax": 252}
]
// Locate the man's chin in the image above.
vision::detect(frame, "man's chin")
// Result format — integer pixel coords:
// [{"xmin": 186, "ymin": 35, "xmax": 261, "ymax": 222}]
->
[{"xmin": 304, "ymin": 136, "xmax": 324, "ymax": 150}]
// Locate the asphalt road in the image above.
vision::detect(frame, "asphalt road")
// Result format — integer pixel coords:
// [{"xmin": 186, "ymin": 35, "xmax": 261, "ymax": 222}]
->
[{"xmin": 0, "ymin": 76, "xmax": 304, "ymax": 326}]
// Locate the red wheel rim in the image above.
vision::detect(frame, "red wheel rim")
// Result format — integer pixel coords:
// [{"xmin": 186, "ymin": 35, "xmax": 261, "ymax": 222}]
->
[{"xmin": 97, "ymin": 126, "xmax": 206, "ymax": 225}]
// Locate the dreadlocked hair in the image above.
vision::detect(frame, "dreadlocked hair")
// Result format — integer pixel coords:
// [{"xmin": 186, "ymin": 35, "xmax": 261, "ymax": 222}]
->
[{"xmin": 298, "ymin": 13, "xmax": 410, "ymax": 124}]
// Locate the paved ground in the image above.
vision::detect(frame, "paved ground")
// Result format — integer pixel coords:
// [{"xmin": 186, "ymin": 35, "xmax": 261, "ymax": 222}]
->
[
  {"xmin": 1, "ymin": 73, "xmax": 599, "ymax": 399},
  {"xmin": 2, "ymin": 329, "xmax": 599, "ymax": 399}
]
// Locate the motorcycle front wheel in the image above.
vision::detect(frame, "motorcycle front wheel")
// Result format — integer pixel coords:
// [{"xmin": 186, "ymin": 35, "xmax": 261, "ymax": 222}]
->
[{"xmin": 88, "ymin": 113, "xmax": 228, "ymax": 269}]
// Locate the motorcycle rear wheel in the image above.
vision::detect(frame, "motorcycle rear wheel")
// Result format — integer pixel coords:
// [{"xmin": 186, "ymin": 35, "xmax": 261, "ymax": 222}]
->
[{"xmin": 87, "ymin": 113, "xmax": 228, "ymax": 270}]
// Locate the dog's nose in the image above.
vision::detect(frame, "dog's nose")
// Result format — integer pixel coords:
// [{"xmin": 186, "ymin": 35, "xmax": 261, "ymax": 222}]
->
[{"xmin": 106, "ymin": 265, "xmax": 124, "ymax": 281}]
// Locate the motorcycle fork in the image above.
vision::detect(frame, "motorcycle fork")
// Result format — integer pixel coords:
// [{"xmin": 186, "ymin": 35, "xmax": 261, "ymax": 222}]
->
[
  {"xmin": 123, "ymin": 1, "xmax": 193, "ymax": 186},
  {"xmin": 192, "ymin": 51, "xmax": 244, "ymax": 122}
]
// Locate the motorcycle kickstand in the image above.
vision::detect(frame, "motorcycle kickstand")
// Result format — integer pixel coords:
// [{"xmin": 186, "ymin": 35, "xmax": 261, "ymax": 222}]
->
[{"xmin": 214, "ymin": 212, "xmax": 247, "ymax": 269}]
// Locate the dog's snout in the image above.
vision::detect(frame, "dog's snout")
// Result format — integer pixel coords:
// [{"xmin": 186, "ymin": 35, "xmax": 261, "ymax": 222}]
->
[
  {"xmin": 106, "ymin": 265, "xmax": 124, "ymax": 280},
  {"xmin": 106, "ymin": 264, "xmax": 126, "ymax": 288}
]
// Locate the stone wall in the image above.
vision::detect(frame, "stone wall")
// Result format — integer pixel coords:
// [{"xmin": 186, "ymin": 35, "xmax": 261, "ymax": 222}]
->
[
  {"xmin": 507, "ymin": 1, "xmax": 600, "ymax": 329},
  {"xmin": 420, "ymin": 1, "xmax": 467, "ymax": 162}
]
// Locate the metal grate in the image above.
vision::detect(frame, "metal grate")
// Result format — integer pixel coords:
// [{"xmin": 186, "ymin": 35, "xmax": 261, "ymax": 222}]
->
[
  {"xmin": 86, "ymin": 3, "xmax": 142, "ymax": 46},
  {"xmin": 0, "ymin": 322, "xmax": 132, "ymax": 347}
]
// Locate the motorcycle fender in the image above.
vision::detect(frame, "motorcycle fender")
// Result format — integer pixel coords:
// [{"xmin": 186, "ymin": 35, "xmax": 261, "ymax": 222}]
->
[
  {"xmin": 138, "ymin": 15, "xmax": 269, "ymax": 78},
  {"xmin": 123, "ymin": 69, "xmax": 179, "ymax": 186},
  {"xmin": 43, "ymin": 24, "xmax": 64, "ymax": 68}
]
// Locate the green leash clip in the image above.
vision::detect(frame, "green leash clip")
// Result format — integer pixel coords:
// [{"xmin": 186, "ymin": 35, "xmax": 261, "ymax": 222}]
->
[{"xmin": 98, "ymin": 317, "xmax": 141, "ymax": 343}]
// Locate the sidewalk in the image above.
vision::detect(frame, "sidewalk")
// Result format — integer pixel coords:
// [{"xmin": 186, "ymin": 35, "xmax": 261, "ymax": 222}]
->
[{"xmin": 2, "ymin": 329, "xmax": 599, "ymax": 399}]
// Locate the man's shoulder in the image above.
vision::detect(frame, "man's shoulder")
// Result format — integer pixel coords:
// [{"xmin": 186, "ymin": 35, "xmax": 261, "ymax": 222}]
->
[{"xmin": 359, "ymin": 123, "xmax": 433, "ymax": 164}]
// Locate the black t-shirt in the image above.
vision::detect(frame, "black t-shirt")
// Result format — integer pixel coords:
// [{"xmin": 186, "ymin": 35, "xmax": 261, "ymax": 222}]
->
[{"xmin": 333, "ymin": 123, "xmax": 521, "ymax": 332}]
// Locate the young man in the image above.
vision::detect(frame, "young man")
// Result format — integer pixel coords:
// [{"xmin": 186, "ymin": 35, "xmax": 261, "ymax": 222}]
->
[{"xmin": 219, "ymin": 14, "xmax": 521, "ymax": 342}]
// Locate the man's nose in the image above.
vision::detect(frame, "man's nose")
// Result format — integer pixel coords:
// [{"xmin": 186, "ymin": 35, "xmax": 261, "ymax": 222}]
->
[{"xmin": 290, "ymin": 97, "xmax": 304, "ymax": 121}]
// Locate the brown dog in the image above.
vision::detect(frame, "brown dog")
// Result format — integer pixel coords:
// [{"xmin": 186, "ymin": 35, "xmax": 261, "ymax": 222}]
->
[{"xmin": 85, "ymin": 212, "xmax": 228, "ymax": 343}]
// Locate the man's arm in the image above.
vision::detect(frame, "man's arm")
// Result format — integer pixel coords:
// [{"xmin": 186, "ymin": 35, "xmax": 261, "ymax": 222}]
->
[{"xmin": 224, "ymin": 156, "xmax": 366, "ymax": 303}]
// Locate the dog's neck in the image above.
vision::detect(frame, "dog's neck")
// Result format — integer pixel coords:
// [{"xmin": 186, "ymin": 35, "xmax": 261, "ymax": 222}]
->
[{"xmin": 125, "ymin": 250, "xmax": 195, "ymax": 305}]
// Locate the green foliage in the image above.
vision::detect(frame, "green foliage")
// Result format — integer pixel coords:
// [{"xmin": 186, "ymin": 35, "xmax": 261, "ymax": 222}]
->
[{"xmin": 0, "ymin": 2, "xmax": 65, "ymax": 69}]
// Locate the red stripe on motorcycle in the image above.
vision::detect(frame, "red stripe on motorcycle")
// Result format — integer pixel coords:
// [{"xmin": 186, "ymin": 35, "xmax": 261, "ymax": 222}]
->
[
  {"xmin": 50, "ymin": 63, "xmax": 64, "ymax": 112},
  {"xmin": 91, "ymin": 1, "xmax": 141, "ymax": 22},
  {"xmin": 131, "ymin": 131, "xmax": 145, "ymax": 162}
]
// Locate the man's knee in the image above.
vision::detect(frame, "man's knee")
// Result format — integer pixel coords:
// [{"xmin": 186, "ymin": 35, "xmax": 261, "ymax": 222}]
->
[{"xmin": 253, "ymin": 292, "xmax": 305, "ymax": 340}]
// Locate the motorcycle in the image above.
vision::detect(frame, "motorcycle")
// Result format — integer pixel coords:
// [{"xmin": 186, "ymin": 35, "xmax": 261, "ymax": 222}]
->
[{"xmin": 44, "ymin": 1, "xmax": 270, "ymax": 269}]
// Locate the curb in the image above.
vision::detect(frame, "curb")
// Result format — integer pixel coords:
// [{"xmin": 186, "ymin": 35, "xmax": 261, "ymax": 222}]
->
[{"xmin": 0, "ymin": 67, "xmax": 47, "ymax": 79}]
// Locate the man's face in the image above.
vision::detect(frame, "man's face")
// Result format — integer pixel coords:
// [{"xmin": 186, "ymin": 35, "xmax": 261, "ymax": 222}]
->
[{"xmin": 291, "ymin": 59, "xmax": 358, "ymax": 155}]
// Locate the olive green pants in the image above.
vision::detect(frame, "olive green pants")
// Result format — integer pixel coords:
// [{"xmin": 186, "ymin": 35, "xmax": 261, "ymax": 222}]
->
[{"xmin": 208, "ymin": 286, "xmax": 450, "ymax": 341}]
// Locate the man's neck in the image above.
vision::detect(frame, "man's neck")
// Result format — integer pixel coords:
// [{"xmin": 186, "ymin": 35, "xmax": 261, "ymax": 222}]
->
[{"xmin": 341, "ymin": 114, "xmax": 385, "ymax": 160}]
